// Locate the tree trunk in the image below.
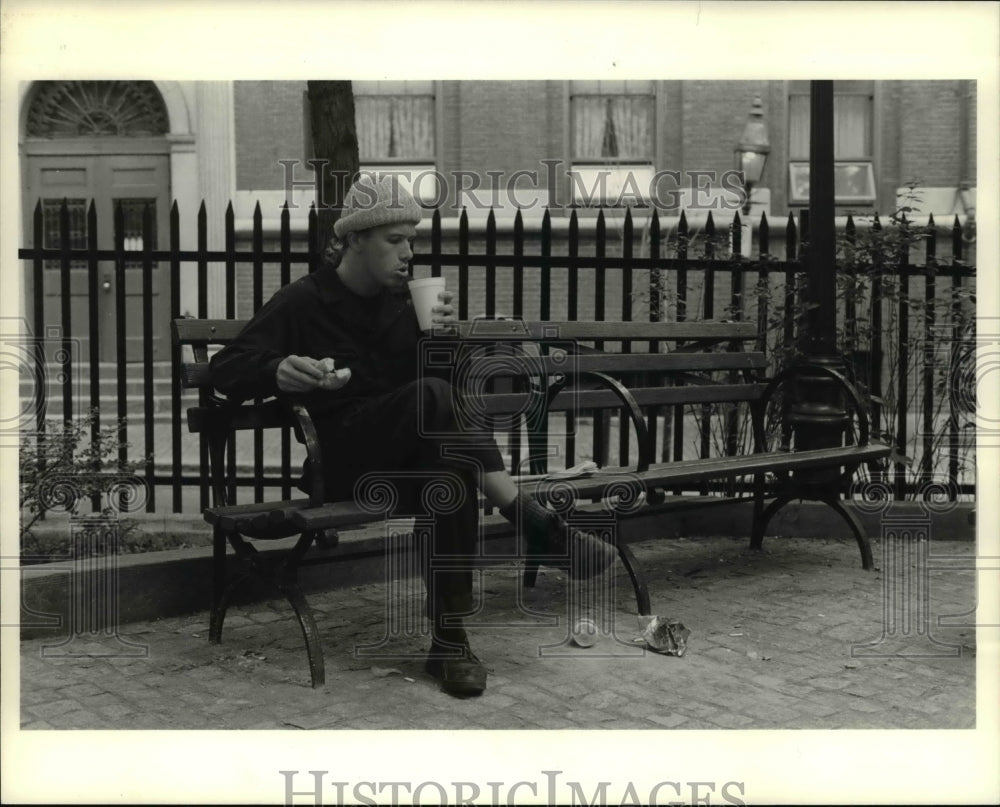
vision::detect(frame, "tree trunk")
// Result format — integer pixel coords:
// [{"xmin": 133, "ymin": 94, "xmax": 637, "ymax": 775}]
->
[{"xmin": 306, "ymin": 80, "xmax": 360, "ymax": 252}]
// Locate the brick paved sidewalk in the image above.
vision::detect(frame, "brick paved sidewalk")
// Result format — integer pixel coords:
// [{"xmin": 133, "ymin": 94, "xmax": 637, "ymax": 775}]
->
[{"xmin": 19, "ymin": 534, "xmax": 977, "ymax": 731}]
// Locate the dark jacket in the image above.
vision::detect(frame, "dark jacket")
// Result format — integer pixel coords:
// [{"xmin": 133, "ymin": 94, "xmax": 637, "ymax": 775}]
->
[{"xmin": 209, "ymin": 265, "xmax": 423, "ymax": 421}]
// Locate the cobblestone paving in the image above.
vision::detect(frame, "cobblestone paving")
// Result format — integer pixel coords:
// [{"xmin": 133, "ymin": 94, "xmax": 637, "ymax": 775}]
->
[{"xmin": 20, "ymin": 535, "xmax": 977, "ymax": 730}]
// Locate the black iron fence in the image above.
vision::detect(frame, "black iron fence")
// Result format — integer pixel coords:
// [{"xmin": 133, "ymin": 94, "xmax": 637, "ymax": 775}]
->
[{"xmin": 18, "ymin": 199, "xmax": 977, "ymax": 515}]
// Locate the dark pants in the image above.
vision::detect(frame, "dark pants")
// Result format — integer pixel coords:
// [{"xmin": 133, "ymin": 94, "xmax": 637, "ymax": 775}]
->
[{"xmin": 315, "ymin": 378, "xmax": 506, "ymax": 644}]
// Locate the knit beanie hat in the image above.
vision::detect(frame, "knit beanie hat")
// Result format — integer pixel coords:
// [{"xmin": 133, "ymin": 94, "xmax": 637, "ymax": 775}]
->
[{"xmin": 333, "ymin": 174, "xmax": 423, "ymax": 238}]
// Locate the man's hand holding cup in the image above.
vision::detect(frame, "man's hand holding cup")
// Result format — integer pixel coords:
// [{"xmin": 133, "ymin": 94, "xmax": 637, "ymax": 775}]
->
[
  {"xmin": 409, "ymin": 277, "xmax": 457, "ymax": 334},
  {"xmin": 431, "ymin": 288, "xmax": 457, "ymax": 332}
]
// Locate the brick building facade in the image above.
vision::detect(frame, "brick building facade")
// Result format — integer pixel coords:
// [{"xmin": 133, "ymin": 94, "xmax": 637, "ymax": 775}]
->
[
  {"xmin": 231, "ymin": 79, "xmax": 977, "ymax": 219},
  {"xmin": 19, "ymin": 79, "xmax": 977, "ymax": 326},
  {"xmin": 223, "ymin": 79, "xmax": 976, "ymax": 320}
]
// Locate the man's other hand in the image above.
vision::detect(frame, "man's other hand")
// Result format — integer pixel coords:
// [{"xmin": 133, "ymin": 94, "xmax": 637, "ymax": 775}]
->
[{"xmin": 276, "ymin": 355, "xmax": 351, "ymax": 392}]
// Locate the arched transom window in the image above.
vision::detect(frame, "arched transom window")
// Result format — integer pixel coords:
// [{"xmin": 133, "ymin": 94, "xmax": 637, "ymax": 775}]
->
[{"xmin": 26, "ymin": 80, "xmax": 169, "ymax": 138}]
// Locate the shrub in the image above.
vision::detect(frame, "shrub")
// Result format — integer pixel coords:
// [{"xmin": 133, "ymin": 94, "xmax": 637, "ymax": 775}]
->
[{"xmin": 19, "ymin": 409, "xmax": 145, "ymax": 558}]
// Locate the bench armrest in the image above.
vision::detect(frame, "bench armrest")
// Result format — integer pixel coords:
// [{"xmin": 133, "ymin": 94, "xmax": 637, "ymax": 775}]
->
[
  {"xmin": 545, "ymin": 370, "xmax": 653, "ymax": 473},
  {"xmin": 287, "ymin": 402, "xmax": 325, "ymax": 508},
  {"xmin": 196, "ymin": 397, "xmax": 326, "ymax": 509}
]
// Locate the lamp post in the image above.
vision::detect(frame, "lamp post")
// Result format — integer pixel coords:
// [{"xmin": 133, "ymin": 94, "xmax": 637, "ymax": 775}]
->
[
  {"xmin": 734, "ymin": 96, "xmax": 771, "ymax": 215},
  {"xmin": 789, "ymin": 80, "xmax": 847, "ymax": 486}
]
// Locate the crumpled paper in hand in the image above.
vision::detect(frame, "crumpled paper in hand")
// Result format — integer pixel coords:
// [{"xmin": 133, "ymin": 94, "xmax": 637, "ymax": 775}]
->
[{"xmin": 639, "ymin": 615, "xmax": 690, "ymax": 657}]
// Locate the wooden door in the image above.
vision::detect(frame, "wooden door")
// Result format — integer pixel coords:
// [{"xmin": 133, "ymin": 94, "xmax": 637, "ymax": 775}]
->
[{"xmin": 25, "ymin": 153, "xmax": 171, "ymax": 362}]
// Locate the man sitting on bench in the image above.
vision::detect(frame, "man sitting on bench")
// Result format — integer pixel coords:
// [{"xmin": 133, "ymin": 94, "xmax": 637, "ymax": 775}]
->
[{"xmin": 209, "ymin": 174, "xmax": 616, "ymax": 698}]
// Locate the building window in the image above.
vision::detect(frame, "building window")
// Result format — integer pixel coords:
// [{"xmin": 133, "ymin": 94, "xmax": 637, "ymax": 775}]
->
[
  {"xmin": 354, "ymin": 80, "xmax": 436, "ymax": 163},
  {"xmin": 787, "ymin": 80, "xmax": 876, "ymax": 205},
  {"xmin": 351, "ymin": 81, "xmax": 438, "ymax": 205},
  {"xmin": 570, "ymin": 80, "xmax": 656, "ymax": 205}
]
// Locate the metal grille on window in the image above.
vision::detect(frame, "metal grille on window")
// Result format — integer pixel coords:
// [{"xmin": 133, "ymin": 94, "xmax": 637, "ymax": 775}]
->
[
  {"xmin": 42, "ymin": 199, "xmax": 88, "ymax": 272},
  {"xmin": 26, "ymin": 81, "xmax": 169, "ymax": 138},
  {"xmin": 115, "ymin": 200, "xmax": 158, "ymax": 267}
]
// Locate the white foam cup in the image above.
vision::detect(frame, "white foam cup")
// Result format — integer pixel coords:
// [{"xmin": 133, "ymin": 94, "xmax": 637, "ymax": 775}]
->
[{"xmin": 408, "ymin": 277, "xmax": 447, "ymax": 331}]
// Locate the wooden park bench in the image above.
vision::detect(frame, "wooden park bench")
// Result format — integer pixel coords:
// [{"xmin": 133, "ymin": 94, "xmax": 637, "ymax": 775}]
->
[{"xmin": 173, "ymin": 316, "xmax": 890, "ymax": 688}]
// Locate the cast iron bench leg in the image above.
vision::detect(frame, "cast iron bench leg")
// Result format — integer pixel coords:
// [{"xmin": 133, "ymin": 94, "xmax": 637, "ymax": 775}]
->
[
  {"xmin": 276, "ymin": 577, "xmax": 326, "ymax": 688},
  {"xmin": 750, "ymin": 493, "xmax": 794, "ymax": 553},
  {"xmin": 820, "ymin": 494, "xmax": 874, "ymax": 570},
  {"xmin": 520, "ymin": 507, "xmax": 651, "ymax": 615},
  {"xmin": 750, "ymin": 491, "xmax": 874, "ymax": 570},
  {"xmin": 615, "ymin": 542, "xmax": 652, "ymax": 616},
  {"xmin": 209, "ymin": 566, "xmax": 251, "ymax": 644},
  {"xmin": 209, "ymin": 524, "xmax": 246, "ymax": 645},
  {"xmin": 521, "ymin": 543, "xmax": 649, "ymax": 616}
]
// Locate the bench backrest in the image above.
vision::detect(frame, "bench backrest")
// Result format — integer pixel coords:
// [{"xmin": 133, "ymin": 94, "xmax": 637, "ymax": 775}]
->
[
  {"xmin": 173, "ymin": 316, "xmax": 771, "ymax": 480},
  {"xmin": 173, "ymin": 317, "xmax": 766, "ymax": 391}
]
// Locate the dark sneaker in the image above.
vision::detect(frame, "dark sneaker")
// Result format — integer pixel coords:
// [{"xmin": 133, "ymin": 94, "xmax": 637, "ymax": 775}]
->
[{"xmin": 425, "ymin": 644, "xmax": 487, "ymax": 697}]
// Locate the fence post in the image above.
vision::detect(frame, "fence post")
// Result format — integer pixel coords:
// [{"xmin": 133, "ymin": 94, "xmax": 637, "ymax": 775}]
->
[
  {"xmin": 58, "ymin": 199, "xmax": 73, "ymax": 425},
  {"xmin": 757, "ymin": 211, "xmax": 770, "ymax": 365},
  {"xmin": 594, "ymin": 209, "xmax": 609, "ymax": 467},
  {"xmin": 87, "ymin": 201, "xmax": 101, "ymax": 511},
  {"xmin": 195, "ymin": 202, "xmax": 210, "ymax": 511},
  {"xmin": 895, "ymin": 214, "xmax": 911, "ymax": 500},
  {"xmin": 921, "ymin": 215, "xmax": 937, "ymax": 489},
  {"xmin": 280, "ymin": 203, "xmax": 293, "ymax": 501},
  {"xmin": 647, "ymin": 209, "xmax": 663, "ymax": 461},
  {"xmin": 169, "ymin": 201, "xmax": 183, "ymax": 511},
  {"xmin": 252, "ymin": 202, "xmax": 265, "ymax": 504},
  {"xmin": 482, "ymin": 209, "xmax": 495, "ymax": 317},
  {"xmin": 458, "ymin": 209, "xmax": 469, "ymax": 320},
  {"xmin": 431, "ymin": 208, "xmax": 442, "ymax": 280},
  {"xmin": 698, "ymin": 213, "xmax": 715, "ymax": 479},
  {"xmin": 141, "ymin": 202, "xmax": 155, "ymax": 512},
  {"xmin": 566, "ymin": 210, "xmax": 579, "ymax": 466},
  {"xmin": 948, "ymin": 215, "xmax": 964, "ymax": 493},
  {"xmin": 113, "ymin": 202, "xmax": 128, "ymax": 482},
  {"xmin": 619, "ymin": 208, "xmax": 634, "ymax": 466},
  {"xmin": 672, "ymin": 211, "xmax": 689, "ymax": 481},
  {"xmin": 540, "ymin": 208, "xmax": 552, "ymax": 321}
]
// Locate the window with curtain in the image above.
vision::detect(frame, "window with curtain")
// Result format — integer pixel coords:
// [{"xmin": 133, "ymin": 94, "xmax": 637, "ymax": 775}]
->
[
  {"xmin": 354, "ymin": 80, "xmax": 436, "ymax": 163},
  {"xmin": 571, "ymin": 80, "xmax": 655, "ymax": 163},
  {"xmin": 569, "ymin": 80, "xmax": 656, "ymax": 205},
  {"xmin": 788, "ymin": 80, "xmax": 876, "ymax": 204}
]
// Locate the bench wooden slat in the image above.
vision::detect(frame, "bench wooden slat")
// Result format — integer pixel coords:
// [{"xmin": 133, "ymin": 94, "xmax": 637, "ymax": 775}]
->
[
  {"xmin": 290, "ymin": 444, "xmax": 889, "ymax": 530},
  {"xmin": 291, "ymin": 501, "xmax": 385, "ymax": 531},
  {"xmin": 205, "ymin": 497, "xmax": 310, "ymax": 519},
  {"xmin": 531, "ymin": 444, "xmax": 890, "ymax": 500},
  {"xmin": 175, "ymin": 319, "xmax": 760, "ymax": 349},
  {"xmin": 173, "ymin": 318, "xmax": 247, "ymax": 344},
  {"xmin": 574, "ymin": 352, "xmax": 767, "ymax": 373},
  {"xmin": 207, "ymin": 498, "xmax": 360, "ymax": 537},
  {"xmin": 186, "ymin": 381, "xmax": 768, "ymax": 427},
  {"xmin": 207, "ymin": 498, "xmax": 311, "ymax": 534},
  {"xmin": 464, "ymin": 351, "xmax": 767, "ymax": 376},
  {"xmin": 453, "ymin": 320, "xmax": 758, "ymax": 342},
  {"xmin": 481, "ymin": 383, "xmax": 769, "ymax": 415},
  {"xmin": 184, "ymin": 354, "xmax": 764, "ymax": 395}
]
